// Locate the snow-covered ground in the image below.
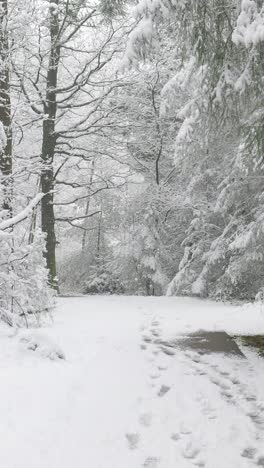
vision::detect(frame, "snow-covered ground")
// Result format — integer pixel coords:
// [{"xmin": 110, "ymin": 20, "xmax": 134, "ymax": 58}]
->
[{"xmin": 1, "ymin": 296, "xmax": 264, "ymax": 468}]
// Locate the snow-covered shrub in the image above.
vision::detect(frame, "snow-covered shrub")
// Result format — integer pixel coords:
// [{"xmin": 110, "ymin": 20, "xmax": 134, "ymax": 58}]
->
[
  {"xmin": 84, "ymin": 270, "xmax": 124, "ymax": 295},
  {"xmin": 0, "ymin": 222, "xmax": 54, "ymax": 327},
  {"xmin": 19, "ymin": 330, "xmax": 65, "ymax": 360},
  {"xmin": 168, "ymin": 137, "xmax": 264, "ymax": 302}
]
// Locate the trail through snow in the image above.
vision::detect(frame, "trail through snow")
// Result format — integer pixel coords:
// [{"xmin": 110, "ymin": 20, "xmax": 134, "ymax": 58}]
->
[{"xmin": 1, "ymin": 296, "xmax": 264, "ymax": 468}]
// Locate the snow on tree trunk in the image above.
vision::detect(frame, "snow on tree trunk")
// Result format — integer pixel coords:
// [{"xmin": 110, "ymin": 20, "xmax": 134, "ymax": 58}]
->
[{"xmin": 0, "ymin": 0, "xmax": 12, "ymax": 215}]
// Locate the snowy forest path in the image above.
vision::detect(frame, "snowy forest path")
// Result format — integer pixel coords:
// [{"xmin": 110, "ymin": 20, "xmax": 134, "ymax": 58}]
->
[{"xmin": 1, "ymin": 296, "xmax": 264, "ymax": 468}]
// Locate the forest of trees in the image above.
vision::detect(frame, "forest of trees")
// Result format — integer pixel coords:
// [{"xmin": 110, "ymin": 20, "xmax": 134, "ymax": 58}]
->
[{"xmin": 1, "ymin": 0, "xmax": 264, "ymax": 325}]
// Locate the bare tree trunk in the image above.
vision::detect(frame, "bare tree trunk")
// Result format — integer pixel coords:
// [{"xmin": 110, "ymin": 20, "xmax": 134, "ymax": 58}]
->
[
  {"xmin": 146, "ymin": 278, "xmax": 152, "ymax": 296},
  {"xmin": 82, "ymin": 158, "xmax": 96, "ymax": 251},
  {"xmin": 0, "ymin": 0, "xmax": 12, "ymax": 215},
  {"xmin": 28, "ymin": 179, "xmax": 41, "ymax": 244},
  {"xmin": 41, "ymin": 0, "xmax": 60, "ymax": 290},
  {"xmin": 96, "ymin": 207, "xmax": 103, "ymax": 259}
]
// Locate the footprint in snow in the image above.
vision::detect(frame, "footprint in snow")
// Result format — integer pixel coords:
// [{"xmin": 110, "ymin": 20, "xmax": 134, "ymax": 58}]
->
[
  {"xmin": 209, "ymin": 363, "xmax": 218, "ymax": 369},
  {"xmin": 143, "ymin": 336, "xmax": 152, "ymax": 343},
  {"xmin": 257, "ymin": 456, "xmax": 264, "ymax": 466},
  {"xmin": 231, "ymin": 378, "xmax": 240, "ymax": 385},
  {"xmin": 193, "ymin": 461, "xmax": 205, "ymax": 467},
  {"xmin": 158, "ymin": 364, "xmax": 168, "ymax": 369},
  {"xmin": 220, "ymin": 390, "xmax": 234, "ymax": 401},
  {"xmin": 139, "ymin": 412, "xmax": 153, "ymax": 427},
  {"xmin": 143, "ymin": 457, "xmax": 160, "ymax": 468},
  {"xmin": 125, "ymin": 433, "xmax": 140, "ymax": 450},
  {"xmin": 184, "ymin": 350, "xmax": 198, "ymax": 360},
  {"xmin": 199, "ymin": 397, "xmax": 217, "ymax": 420},
  {"xmin": 150, "ymin": 373, "xmax": 161, "ymax": 380},
  {"xmin": 152, "ymin": 320, "xmax": 160, "ymax": 327},
  {"xmin": 202, "ymin": 406, "xmax": 217, "ymax": 420},
  {"xmin": 147, "ymin": 357, "xmax": 155, "ymax": 363},
  {"xmin": 157, "ymin": 384, "xmax": 170, "ymax": 397},
  {"xmin": 181, "ymin": 440, "xmax": 200, "ymax": 460},
  {"xmin": 241, "ymin": 447, "xmax": 257, "ymax": 460},
  {"xmin": 210, "ymin": 376, "xmax": 230, "ymax": 390},
  {"xmin": 160, "ymin": 346, "xmax": 175, "ymax": 357},
  {"xmin": 245, "ymin": 395, "xmax": 257, "ymax": 402},
  {"xmin": 179, "ymin": 424, "xmax": 192, "ymax": 436},
  {"xmin": 171, "ymin": 433, "xmax": 181, "ymax": 442},
  {"xmin": 247, "ymin": 410, "xmax": 263, "ymax": 425},
  {"xmin": 192, "ymin": 356, "xmax": 202, "ymax": 364}
]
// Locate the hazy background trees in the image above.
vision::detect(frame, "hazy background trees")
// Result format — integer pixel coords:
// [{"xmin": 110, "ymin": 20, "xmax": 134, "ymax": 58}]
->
[{"xmin": 130, "ymin": 0, "xmax": 264, "ymax": 300}]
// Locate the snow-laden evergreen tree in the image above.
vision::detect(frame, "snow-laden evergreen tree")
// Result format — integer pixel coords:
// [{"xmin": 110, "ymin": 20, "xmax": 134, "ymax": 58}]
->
[{"xmin": 122, "ymin": 0, "xmax": 264, "ymax": 300}]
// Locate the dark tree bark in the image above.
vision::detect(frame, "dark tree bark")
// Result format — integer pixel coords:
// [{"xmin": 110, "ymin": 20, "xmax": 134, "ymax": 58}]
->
[
  {"xmin": 82, "ymin": 158, "xmax": 96, "ymax": 251},
  {"xmin": 0, "ymin": 0, "xmax": 12, "ymax": 215},
  {"xmin": 14, "ymin": 1, "xmax": 122, "ymax": 289},
  {"xmin": 41, "ymin": 0, "xmax": 60, "ymax": 290}
]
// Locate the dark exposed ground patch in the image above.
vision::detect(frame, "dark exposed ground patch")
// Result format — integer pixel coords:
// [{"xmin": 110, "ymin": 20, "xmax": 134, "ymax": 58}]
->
[
  {"xmin": 236, "ymin": 335, "xmax": 264, "ymax": 357},
  {"xmin": 159, "ymin": 331, "xmax": 245, "ymax": 357}
]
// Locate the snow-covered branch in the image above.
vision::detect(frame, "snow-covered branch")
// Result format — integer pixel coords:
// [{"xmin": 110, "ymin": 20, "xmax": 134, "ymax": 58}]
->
[{"xmin": 0, "ymin": 193, "xmax": 44, "ymax": 231}]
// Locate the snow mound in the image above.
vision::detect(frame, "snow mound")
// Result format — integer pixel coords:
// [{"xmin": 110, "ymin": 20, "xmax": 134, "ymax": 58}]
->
[{"xmin": 19, "ymin": 330, "xmax": 65, "ymax": 361}]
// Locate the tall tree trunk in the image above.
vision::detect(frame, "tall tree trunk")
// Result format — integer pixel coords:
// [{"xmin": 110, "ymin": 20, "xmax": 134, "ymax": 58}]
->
[
  {"xmin": 82, "ymin": 158, "xmax": 96, "ymax": 251},
  {"xmin": 0, "ymin": 0, "xmax": 12, "ymax": 215},
  {"xmin": 96, "ymin": 207, "xmax": 103, "ymax": 259},
  {"xmin": 41, "ymin": 0, "xmax": 60, "ymax": 290},
  {"xmin": 28, "ymin": 179, "xmax": 41, "ymax": 245}
]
